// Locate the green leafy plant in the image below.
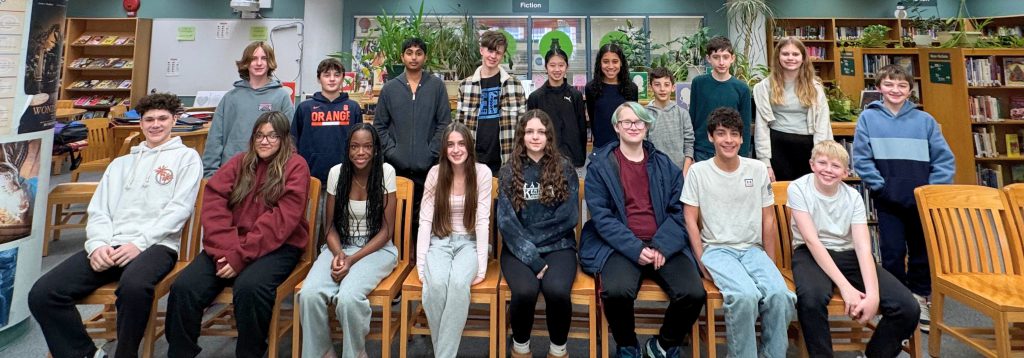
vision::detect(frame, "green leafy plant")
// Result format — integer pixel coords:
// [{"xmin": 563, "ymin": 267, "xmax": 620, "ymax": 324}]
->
[
  {"xmin": 826, "ymin": 86, "xmax": 861, "ymax": 122},
  {"xmin": 731, "ymin": 52, "xmax": 770, "ymax": 88},
  {"xmin": 859, "ymin": 25, "xmax": 891, "ymax": 48},
  {"xmin": 428, "ymin": 13, "xmax": 481, "ymax": 79},
  {"xmin": 607, "ymin": 19, "xmax": 655, "ymax": 71},
  {"xmin": 721, "ymin": 0, "xmax": 775, "ymax": 64},
  {"xmin": 373, "ymin": 1, "xmax": 432, "ymax": 70},
  {"xmin": 939, "ymin": 0, "xmax": 990, "ymax": 48}
]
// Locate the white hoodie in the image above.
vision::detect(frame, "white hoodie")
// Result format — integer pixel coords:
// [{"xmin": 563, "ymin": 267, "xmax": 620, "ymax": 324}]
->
[{"xmin": 85, "ymin": 136, "xmax": 202, "ymax": 255}]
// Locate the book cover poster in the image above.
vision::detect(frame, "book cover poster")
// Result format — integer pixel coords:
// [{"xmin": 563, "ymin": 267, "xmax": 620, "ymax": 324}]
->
[
  {"xmin": 0, "ymin": 138, "xmax": 37, "ymax": 245},
  {"xmin": 675, "ymin": 82, "xmax": 692, "ymax": 111},
  {"xmin": 342, "ymin": 72, "xmax": 356, "ymax": 92},
  {"xmin": 0, "ymin": 247, "xmax": 16, "ymax": 328},
  {"xmin": 630, "ymin": 71, "xmax": 648, "ymax": 100},
  {"xmin": 18, "ymin": 0, "xmax": 66, "ymax": 133},
  {"xmin": 1004, "ymin": 57, "xmax": 1024, "ymax": 87}
]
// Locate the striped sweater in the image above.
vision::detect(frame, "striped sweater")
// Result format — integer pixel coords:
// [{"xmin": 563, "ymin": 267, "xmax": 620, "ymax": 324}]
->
[{"xmin": 852, "ymin": 100, "xmax": 955, "ymax": 208}]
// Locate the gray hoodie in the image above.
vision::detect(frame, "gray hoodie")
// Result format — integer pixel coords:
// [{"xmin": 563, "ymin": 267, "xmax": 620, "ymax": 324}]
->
[
  {"xmin": 646, "ymin": 101, "xmax": 695, "ymax": 170},
  {"xmin": 202, "ymin": 79, "xmax": 295, "ymax": 177}
]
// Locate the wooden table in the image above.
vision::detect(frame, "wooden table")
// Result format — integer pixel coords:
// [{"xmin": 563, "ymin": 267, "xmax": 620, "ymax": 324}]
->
[
  {"xmin": 111, "ymin": 124, "xmax": 210, "ymax": 155},
  {"xmin": 55, "ymin": 108, "xmax": 87, "ymax": 121}
]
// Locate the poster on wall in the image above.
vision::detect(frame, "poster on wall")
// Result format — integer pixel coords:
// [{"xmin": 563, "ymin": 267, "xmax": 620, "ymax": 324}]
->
[
  {"xmin": 18, "ymin": 0, "xmax": 66, "ymax": 134},
  {"xmin": 0, "ymin": 247, "xmax": 17, "ymax": 328},
  {"xmin": 0, "ymin": 139, "xmax": 39, "ymax": 245}
]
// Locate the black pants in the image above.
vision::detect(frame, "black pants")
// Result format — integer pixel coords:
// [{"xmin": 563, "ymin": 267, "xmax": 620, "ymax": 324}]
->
[
  {"xmin": 876, "ymin": 202, "xmax": 931, "ymax": 296},
  {"xmin": 164, "ymin": 246, "xmax": 301, "ymax": 358},
  {"xmin": 501, "ymin": 248, "xmax": 577, "ymax": 345},
  {"xmin": 769, "ymin": 129, "xmax": 814, "ymax": 181},
  {"xmin": 793, "ymin": 245, "xmax": 920, "ymax": 357},
  {"xmin": 599, "ymin": 251, "xmax": 706, "ymax": 349},
  {"xmin": 29, "ymin": 245, "xmax": 176, "ymax": 358}
]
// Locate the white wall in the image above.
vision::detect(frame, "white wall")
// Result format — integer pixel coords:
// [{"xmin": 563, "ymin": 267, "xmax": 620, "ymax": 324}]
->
[
  {"xmin": 300, "ymin": 0, "xmax": 344, "ymax": 95},
  {"xmin": 729, "ymin": 12, "xmax": 767, "ymax": 67}
]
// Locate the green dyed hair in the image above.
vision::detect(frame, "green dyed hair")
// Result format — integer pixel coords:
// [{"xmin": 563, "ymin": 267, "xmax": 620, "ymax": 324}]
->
[{"xmin": 610, "ymin": 101, "xmax": 655, "ymax": 127}]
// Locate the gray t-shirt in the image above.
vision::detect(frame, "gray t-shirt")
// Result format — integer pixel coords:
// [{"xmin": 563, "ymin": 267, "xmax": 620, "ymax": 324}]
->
[
  {"xmin": 681, "ymin": 157, "xmax": 773, "ymax": 250},
  {"xmin": 786, "ymin": 173, "xmax": 867, "ymax": 251},
  {"xmin": 769, "ymin": 81, "xmax": 810, "ymax": 135}
]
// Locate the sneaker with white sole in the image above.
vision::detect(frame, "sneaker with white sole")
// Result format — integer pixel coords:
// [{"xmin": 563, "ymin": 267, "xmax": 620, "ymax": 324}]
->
[{"xmin": 914, "ymin": 293, "xmax": 931, "ymax": 333}]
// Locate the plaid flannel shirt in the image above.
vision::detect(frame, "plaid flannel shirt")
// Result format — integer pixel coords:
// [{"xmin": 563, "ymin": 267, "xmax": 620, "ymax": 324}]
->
[{"xmin": 455, "ymin": 65, "xmax": 527, "ymax": 164}]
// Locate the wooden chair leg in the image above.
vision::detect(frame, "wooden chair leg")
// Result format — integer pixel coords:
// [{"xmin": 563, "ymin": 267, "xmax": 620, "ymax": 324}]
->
[
  {"xmin": 268, "ymin": 304, "xmax": 281, "ymax": 358},
  {"xmin": 589, "ymin": 296, "xmax": 598, "ymax": 358},
  {"xmin": 381, "ymin": 299, "xmax": 392, "ymax": 358},
  {"xmin": 907, "ymin": 326, "xmax": 921, "ymax": 358},
  {"xmin": 293, "ymin": 292, "xmax": 302, "ymax": 358},
  {"xmin": 43, "ymin": 203, "xmax": 56, "ymax": 256},
  {"xmin": 706, "ymin": 308, "xmax": 718, "ymax": 358},
  {"xmin": 996, "ymin": 314, "xmax": 1012, "ymax": 358},
  {"xmin": 399, "ymin": 296, "xmax": 411, "ymax": 358},
  {"xmin": 497, "ymin": 297, "xmax": 507, "ymax": 358},
  {"xmin": 601, "ymin": 310, "xmax": 610, "ymax": 358},
  {"xmin": 691, "ymin": 322, "xmax": 700, "ymax": 358},
  {"xmin": 489, "ymin": 296, "xmax": 498, "ymax": 358},
  {"xmin": 928, "ymin": 292, "xmax": 944, "ymax": 357},
  {"xmin": 71, "ymin": 171, "xmax": 80, "ymax": 182},
  {"xmin": 53, "ymin": 204, "xmax": 65, "ymax": 243},
  {"xmin": 142, "ymin": 299, "xmax": 161, "ymax": 358}
]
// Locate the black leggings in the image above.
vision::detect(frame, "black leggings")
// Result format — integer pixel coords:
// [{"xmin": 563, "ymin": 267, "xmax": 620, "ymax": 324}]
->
[
  {"xmin": 500, "ymin": 248, "xmax": 577, "ymax": 345},
  {"xmin": 769, "ymin": 129, "xmax": 814, "ymax": 181}
]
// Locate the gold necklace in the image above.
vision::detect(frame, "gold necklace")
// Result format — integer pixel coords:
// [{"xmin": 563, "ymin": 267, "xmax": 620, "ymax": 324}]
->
[{"xmin": 353, "ymin": 177, "xmax": 367, "ymax": 189}]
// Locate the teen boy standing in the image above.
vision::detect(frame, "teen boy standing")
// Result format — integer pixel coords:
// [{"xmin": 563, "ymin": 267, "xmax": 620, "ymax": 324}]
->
[{"xmin": 688, "ymin": 37, "xmax": 753, "ymax": 161}]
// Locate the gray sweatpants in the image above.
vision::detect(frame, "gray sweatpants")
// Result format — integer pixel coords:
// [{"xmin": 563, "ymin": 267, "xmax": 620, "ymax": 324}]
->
[
  {"xmin": 299, "ymin": 241, "xmax": 398, "ymax": 358},
  {"xmin": 422, "ymin": 233, "xmax": 479, "ymax": 358}
]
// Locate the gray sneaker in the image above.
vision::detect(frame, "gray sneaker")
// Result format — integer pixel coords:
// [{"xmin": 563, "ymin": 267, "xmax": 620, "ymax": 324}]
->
[{"xmin": 914, "ymin": 293, "xmax": 931, "ymax": 333}]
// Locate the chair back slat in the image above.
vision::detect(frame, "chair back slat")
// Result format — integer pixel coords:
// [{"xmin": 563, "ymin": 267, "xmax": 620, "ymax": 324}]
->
[
  {"xmin": 1000, "ymin": 184, "xmax": 1024, "ymax": 274},
  {"xmin": 770, "ymin": 181, "xmax": 793, "ymax": 271},
  {"xmin": 394, "ymin": 177, "xmax": 414, "ymax": 261},
  {"xmin": 576, "ymin": 177, "xmax": 584, "ymax": 242},
  {"xmin": 304, "ymin": 178, "xmax": 322, "ymax": 263},
  {"xmin": 80, "ymin": 118, "xmax": 112, "ymax": 163},
  {"xmin": 491, "ymin": 177, "xmax": 500, "ymax": 259},
  {"xmin": 915, "ymin": 185, "xmax": 1020, "ymax": 278}
]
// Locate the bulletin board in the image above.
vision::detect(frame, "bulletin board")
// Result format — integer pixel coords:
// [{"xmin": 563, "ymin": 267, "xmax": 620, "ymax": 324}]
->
[{"xmin": 148, "ymin": 19, "xmax": 303, "ymax": 97}]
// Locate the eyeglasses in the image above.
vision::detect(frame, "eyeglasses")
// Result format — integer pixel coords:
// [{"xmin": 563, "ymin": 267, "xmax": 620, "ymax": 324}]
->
[
  {"xmin": 617, "ymin": 120, "xmax": 647, "ymax": 129},
  {"xmin": 255, "ymin": 133, "xmax": 280, "ymax": 143}
]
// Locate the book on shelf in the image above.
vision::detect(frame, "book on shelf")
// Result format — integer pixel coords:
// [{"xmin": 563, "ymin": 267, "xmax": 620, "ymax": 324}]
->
[
  {"xmin": 773, "ymin": 25, "xmax": 826, "ymax": 40},
  {"xmin": 113, "ymin": 36, "xmax": 131, "ymax": 45},
  {"xmin": 85, "ymin": 36, "xmax": 104, "ymax": 45},
  {"xmin": 970, "ymin": 95, "xmax": 1003, "ymax": 121},
  {"xmin": 99, "ymin": 35, "xmax": 118, "ymax": 45},
  {"xmin": 863, "ymin": 55, "xmax": 916, "ymax": 79},
  {"xmin": 837, "ymin": 26, "xmax": 868, "ymax": 40},
  {"xmin": 72, "ymin": 34, "xmax": 91, "ymax": 45},
  {"xmin": 1004, "ymin": 57, "xmax": 1024, "ymax": 87},
  {"xmin": 1009, "ymin": 134, "xmax": 1021, "ymax": 158},
  {"xmin": 1013, "ymin": 164, "xmax": 1024, "ymax": 183},
  {"xmin": 986, "ymin": 26, "xmax": 1024, "ymax": 37},
  {"xmin": 806, "ymin": 46, "xmax": 827, "ymax": 60},
  {"xmin": 978, "ymin": 164, "xmax": 1004, "ymax": 188},
  {"xmin": 860, "ymin": 90, "xmax": 882, "ymax": 109},
  {"xmin": 973, "ymin": 127, "xmax": 999, "ymax": 158},
  {"xmin": 966, "ymin": 56, "xmax": 1004, "ymax": 87},
  {"xmin": 1011, "ymin": 96, "xmax": 1024, "ymax": 120}
]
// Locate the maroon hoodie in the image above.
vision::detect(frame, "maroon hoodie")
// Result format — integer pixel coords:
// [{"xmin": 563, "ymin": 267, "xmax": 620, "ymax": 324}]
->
[{"xmin": 201, "ymin": 150, "xmax": 310, "ymax": 272}]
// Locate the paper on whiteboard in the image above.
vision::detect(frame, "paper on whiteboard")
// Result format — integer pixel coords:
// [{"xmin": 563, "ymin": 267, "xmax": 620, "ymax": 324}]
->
[
  {"xmin": 216, "ymin": 22, "xmax": 232, "ymax": 40},
  {"xmin": 194, "ymin": 91, "xmax": 228, "ymax": 107},
  {"xmin": 166, "ymin": 58, "xmax": 180, "ymax": 77}
]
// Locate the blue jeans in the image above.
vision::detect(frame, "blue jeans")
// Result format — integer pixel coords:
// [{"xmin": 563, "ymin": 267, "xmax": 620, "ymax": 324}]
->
[{"xmin": 701, "ymin": 246, "xmax": 795, "ymax": 358}]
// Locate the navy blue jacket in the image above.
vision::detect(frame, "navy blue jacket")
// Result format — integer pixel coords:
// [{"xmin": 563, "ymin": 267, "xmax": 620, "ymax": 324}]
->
[
  {"xmin": 290, "ymin": 92, "xmax": 362, "ymax": 183},
  {"xmin": 579, "ymin": 140, "xmax": 696, "ymax": 274}
]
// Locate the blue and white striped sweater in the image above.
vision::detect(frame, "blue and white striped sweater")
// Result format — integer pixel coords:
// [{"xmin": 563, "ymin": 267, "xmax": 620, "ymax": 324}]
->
[{"xmin": 852, "ymin": 100, "xmax": 955, "ymax": 207}]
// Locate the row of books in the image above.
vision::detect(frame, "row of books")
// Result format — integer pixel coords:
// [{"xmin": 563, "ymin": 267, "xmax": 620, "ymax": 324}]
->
[
  {"xmin": 69, "ymin": 57, "xmax": 134, "ymax": 69},
  {"xmin": 72, "ymin": 95, "xmax": 127, "ymax": 107},
  {"xmin": 972, "ymin": 128, "xmax": 1024, "ymax": 158},
  {"xmin": 71, "ymin": 34, "xmax": 135, "ymax": 46},
  {"xmin": 977, "ymin": 164, "xmax": 1024, "ymax": 188},
  {"xmin": 969, "ymin": 95, "xmax": 1024, "ymax": 121},
  {"xmin": 68, "ymin": 79, "xmax": 131, "ymax": 90},
  {"xmin": 837, "ymin": 26, "xmax": 882, "ymax": 41},
  {"xmin": 863, "ymin": 55, "xmax": 916, "ymax": 78},
  {"xmin": 772, "ymin": 26, "xmax": 827, "ymax": 40},
  {"xmin": 984, "ymin": 26, "xmax": 1024, "ymax": 37},
  {"xmin": 806, "ymin": 46, "xmax": 827, "ymax": 60},
  {"xmin": 847, "ymin": 182, "xmax": 879, "ymax": 222},
  {"xmin": 964, "ymin": 56, "xmax": 1024, "ymax": 87}
]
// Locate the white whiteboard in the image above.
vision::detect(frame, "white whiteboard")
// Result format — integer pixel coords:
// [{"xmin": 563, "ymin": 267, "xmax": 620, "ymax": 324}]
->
[{"xmin": 148, "ymin": 19, "xmax": 303, "ymax": 97}]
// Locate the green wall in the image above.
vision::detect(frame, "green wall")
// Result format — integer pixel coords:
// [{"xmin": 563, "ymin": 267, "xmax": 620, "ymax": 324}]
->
[
  {"xmin": 67, "ymin": 0, "xmax": 304, "ymax": 19},
  {"xmin": 969, "ymin": 0, "xmax": 1024, "ymax": 17}
]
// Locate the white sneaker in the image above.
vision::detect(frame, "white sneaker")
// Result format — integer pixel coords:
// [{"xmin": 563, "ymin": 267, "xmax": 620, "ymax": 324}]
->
[
  {"xmin": 93, "ymin": 347, "xmax": 108, "ymax": 358},
  {"xmin": 914, "ymin": 293, "xmax": 931, "ymax": 333}
]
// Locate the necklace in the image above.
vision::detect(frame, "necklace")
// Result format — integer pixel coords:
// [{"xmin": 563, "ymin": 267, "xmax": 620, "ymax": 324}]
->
[{"xmin": 353, "ymin": 178, "xmax": 367, "ymax": 189}]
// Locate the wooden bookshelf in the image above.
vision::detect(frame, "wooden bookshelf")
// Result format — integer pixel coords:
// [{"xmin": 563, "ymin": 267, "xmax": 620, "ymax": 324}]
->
[{"xmin": 60, "ymin": 18, "xmax": 151, "ymax": 115}]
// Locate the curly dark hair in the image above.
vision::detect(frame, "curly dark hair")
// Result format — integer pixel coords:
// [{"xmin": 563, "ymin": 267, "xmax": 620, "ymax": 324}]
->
[
  {"xmin": 503, "ymin": 109, "xmax": 570, "ymax": 212},
  {"xmin": 135, "ymin": 92, "xmax": 183, "ymax": 117},
  {"xmin": 707, "ymin": 107, "xmax": 743, "ymax": 134}
]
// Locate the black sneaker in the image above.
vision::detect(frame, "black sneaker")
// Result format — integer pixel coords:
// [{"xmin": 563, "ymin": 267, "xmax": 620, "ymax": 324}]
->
[
  {"xmin": 617, "ymin": 345, "xmax": 641, "ymax": 358},
  {"xmin": 642, "ymin": 337, "xmax": 679, "ymax": 358}
]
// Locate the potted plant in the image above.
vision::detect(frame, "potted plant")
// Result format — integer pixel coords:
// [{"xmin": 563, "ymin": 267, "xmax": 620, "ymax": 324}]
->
[
  {"xmin": 607, "ymin": 19, "xmax": 655, "ymax": 71},
  {"xmin": 859, "ymin": 25, "xmax": 891, "ymax": 48},
  {"xmin": 826, "ymin": 86, "xmax": 861, "ymax": 122},
  {"xmin": 939, "ymin": 0, "xmax": 989, "ymax": 48},
  {"xmin": 722, "ymin": 0, "xmax": 775, "ymax": 65}
]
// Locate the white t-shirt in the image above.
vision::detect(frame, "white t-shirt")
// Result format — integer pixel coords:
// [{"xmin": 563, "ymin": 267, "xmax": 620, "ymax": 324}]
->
[
  {"xmin": 786, "ymin": 173, "xmax": 867, "ymax": 252},
  {"xmin": 681, "ymin": 157, "xmax": 774, "ymax": 250},
  {"xmin": 326, "ymin": 163, "xmax": 397, "ymax": 237}
]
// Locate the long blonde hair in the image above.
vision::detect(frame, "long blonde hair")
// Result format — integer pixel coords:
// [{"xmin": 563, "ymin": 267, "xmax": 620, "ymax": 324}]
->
[
  {"xmin": 769, "ymin": 37, "xmax": 818, "ymax": 107},
  {"xmin": 229, "ymin": 111, "xmax": 294, "ymax": 208}
]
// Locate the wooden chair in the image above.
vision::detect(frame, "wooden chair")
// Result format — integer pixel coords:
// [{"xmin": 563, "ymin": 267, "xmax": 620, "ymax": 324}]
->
[
  {"xmin": 916, "ymin": 184, "xmax": 1024, "ymax": 357},
  {"xmin": 291, "ymin": 176, "xmax": 416, "ymax": 358},
  {"xmin": 56, "ymin": 99, "xmax": 74, "ymax": 110},
  {"xmin": 398, "ymin": 177, "xmax": 502, "ymax": 358},
  {"xmin": 70, "ymin": 118, "xmax": 115, "ymax": 182},
  {"xmin": 187, "ymin": 177, "xmax": 322, "ymax": 358},
  {"xmin": 42, "ymin": 132, "xmax": 142, "ymax": 256},
  {"xmin": 771, "ymin": 181, "xmax": 920, "ymax": 357},
  {"xmin": 497, "ymin": 177, "xmax": 600, "ymax": 357},
  {"xmin": 69, "ymin": 179, "xmax": 204, "ymax": 358}
]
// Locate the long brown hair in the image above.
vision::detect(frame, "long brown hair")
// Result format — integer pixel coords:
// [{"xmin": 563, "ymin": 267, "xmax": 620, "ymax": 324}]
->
[
  {"xmin": 431, "ymin": 123, "xmax": 479, "ymax": 238},
  {"xmin": 769, "ymin": 37, "xmax": 818, "ymax": 107},
  {"xmin": 504, "ymin": 110, "xmax": 570, "ymax": 211},
  {"xmin": 229, "ymin": 111, "xmax": 294, "ymax": 208},
  {"xmin": 236, "ymin": 41, "xmax": 278, "ymax": 80}
]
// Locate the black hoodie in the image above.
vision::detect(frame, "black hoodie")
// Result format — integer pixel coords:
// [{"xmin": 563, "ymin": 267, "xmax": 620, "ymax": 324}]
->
[{"xmin": 527, "ymin": 81, "xmax": 587, "ymax": 167}]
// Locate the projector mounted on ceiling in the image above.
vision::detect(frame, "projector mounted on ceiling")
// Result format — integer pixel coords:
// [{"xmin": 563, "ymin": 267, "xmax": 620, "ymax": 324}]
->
[{"xmin": 230, "ymin": 0, "xmax": 271, "ymax": 19}]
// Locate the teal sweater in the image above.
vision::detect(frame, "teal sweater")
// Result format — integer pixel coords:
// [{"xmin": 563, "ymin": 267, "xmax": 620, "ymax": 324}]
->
[{"xmin": 688, "ymin": 74, "xmax": 753, "ymax": 161}]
